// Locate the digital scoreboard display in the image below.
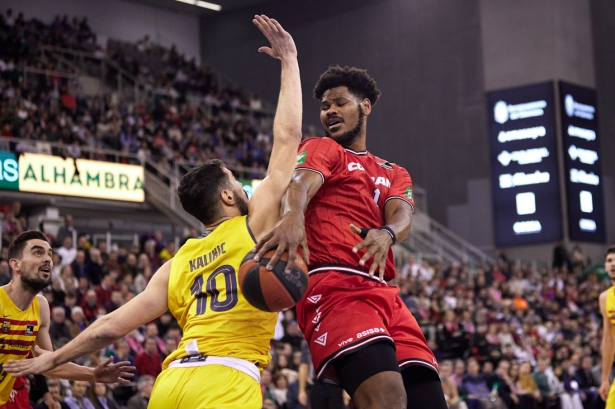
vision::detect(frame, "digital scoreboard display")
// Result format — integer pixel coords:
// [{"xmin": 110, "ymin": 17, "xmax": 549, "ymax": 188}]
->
[
  {"xmin": 559, "ymin": 81, "xmax": 606, "ymax": 243},
  {"xmin": 488, "ymin": 82, "xmax": 563, "ymax": 247}
]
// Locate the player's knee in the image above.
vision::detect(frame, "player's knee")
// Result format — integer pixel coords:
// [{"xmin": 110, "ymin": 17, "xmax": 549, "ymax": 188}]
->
[{"xmin": 353, "ymin": 373, "xmax": 406, "ymax": 409}]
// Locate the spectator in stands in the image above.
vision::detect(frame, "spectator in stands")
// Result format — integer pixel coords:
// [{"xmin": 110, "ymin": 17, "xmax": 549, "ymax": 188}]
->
[
  {"xmin": 49, "ymin": 306, "xmax": 73, "ymax": 348},
  {"xmin": 65, "ymin": 381, "xmax": 95, "ymax": 409},
  {"xmin": 462, "ymin": 358, "xmax": 507, "ymax": 409},
  {"xmin": 271, "ymin": 373, "xmax": 289, "ymax": 408},
  {"xmin": 552, "ymin": 364, "xmax": 584, "ymax": 409},
  {"xmin": 88, "ymin": 383, "xmax": 119, "ymax": 409},
  {"xmin": 81, "ymin": 289, "xmax": 100, "ymax": 322},
  {"xmin": 574, "ymin": 356, "xmax": 599, "ymax": 408},
  {"xmin": 144, "ymin": 323, "xmax": 165, "ymax": 354},
  {"xmin": 55, "ymin": 215, "xmax": 76, "ymax": 247},
  {"xmin": 125, "ymin": 376, "xmax": 154, "ymax": 409},
  {"xmin": 36, "ymin": 378, "xmax": 70, "ymax": 409},
  {"xmin": 0, "ymin": 260, "xmax": 11, "ymax": 285},
  {"xmin": 553, "ymin": 241, "xmax": 571, "ymax": 271},
  {"xmin": 87, "ymin": 248, "xmax": 104, "ymax": 285},
  {"xmin": 533, "ymin": 356, "xmax": 560, "ymax": 409},
  {"xmin": 440, "ymin": 361, "xmax": 467, "ymax": 409},
  {"xmin": 111, "ymin": 339, "xmax": 137, "ymax": 380},
  {"xmin": 66, "ymin": 305, "xmax": 88, "ymax": 338},
  {"xmin": 135, "ymin": 337, "xmax": 162, "ymax": 378},
  {"xmin": 57, "ymin": 236, "xmax": 77, "ymax": 266},
  {"xmin": 94, "ymin": 274, "xmax": 115, "ymax": 306},
  {"xmin": 121, "ymin": 253, "xmax": 138, "ymax": 279}
]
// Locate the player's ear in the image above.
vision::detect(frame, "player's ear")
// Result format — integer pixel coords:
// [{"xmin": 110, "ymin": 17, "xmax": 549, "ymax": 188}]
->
[
  {"xmin": 8, "ymin": 258, "xmax": 20, "ymax": 273},
  {"xmin": 361, "ymin": 98, "xmax": 371, "ymax": 116},
  {"xmin": 220, "ymin": 189, "xmax": 235, "ymax": 206}
]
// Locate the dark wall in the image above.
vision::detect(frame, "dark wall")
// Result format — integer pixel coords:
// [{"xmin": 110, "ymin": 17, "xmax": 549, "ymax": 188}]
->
[
  {"xmin": 201, "ymin": 0, "xmax": 488, "ymax": 223},
  {"xmin": 590, "ymin": 0, "xmax": 615, "ymax": 181}
]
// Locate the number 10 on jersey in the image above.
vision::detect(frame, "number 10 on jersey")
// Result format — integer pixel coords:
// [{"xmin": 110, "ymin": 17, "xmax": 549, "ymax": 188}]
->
[{"xmin": 190, "ymin": 265, "xmax": 238, "ymax": 315}]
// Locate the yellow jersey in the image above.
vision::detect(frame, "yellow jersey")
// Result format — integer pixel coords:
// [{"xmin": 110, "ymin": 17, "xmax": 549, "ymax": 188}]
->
[
  {"xmin": 607, "ymin": 286, "xmax": 615, "ymax": 326},
  {"xmin": 0, "ymin": 288, "xmax": 40, "ymax": 404},
  {"xmin": 164, "ymin": 216, "xmax": 277, "ymax": 370}
]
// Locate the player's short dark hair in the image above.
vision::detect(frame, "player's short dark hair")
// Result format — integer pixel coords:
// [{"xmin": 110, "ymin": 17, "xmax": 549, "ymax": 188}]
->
[
  {"xmin": 313, "ymin": 66, "xmax": 381, "ymax": 105},
  {"xmin": 8, "ymin": 231, "xmax": 48, "ymax": 260},
  {"xmin": 606, "ymin": 246, "xmax": 615, "ymax": 261},
  {"xmin": 177, "ymin": 159, "xmax": 231, "ymax": 226}
]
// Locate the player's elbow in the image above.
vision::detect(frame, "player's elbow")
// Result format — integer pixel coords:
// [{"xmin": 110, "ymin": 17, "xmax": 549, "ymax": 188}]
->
[
  {"xmin": 274, "ymin": 129, "xmax": 302, "ymax": 145},
  {"xmin": 94, "ymin": 317, "xmax": 123, "ymax": 343}
]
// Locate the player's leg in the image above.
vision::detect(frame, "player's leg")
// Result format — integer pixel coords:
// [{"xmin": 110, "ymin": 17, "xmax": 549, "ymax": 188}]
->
[
  {"xmin": 401, "ymin": 365, "xmax": 447, "ymax": 409},
  {"xmin": 149, "ymin": 364, "xmax": 262, "ymax": 409},
  {"xmin": 389, "ymin": 295, "xmax": 447, "ymax": 409},
  {"xmin": 310, "ymin": 381, "xmax": 345, "ymax": 409},
  {"xmin": 332, "ymin": 341, "xmax": 406, "ymax": 409}
]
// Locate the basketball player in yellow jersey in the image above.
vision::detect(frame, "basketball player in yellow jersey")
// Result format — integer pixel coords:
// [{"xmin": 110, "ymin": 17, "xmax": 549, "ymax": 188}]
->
[
  {"xmin": 0, "ymin": 231, "xmax": 134, "ymax": 405},
  {"xmin": 599, "ymin": 246, "xmax": 615, "ymax": 407},
  {"xmin": 6, "ymin": 15, "xmax": 302, "ymax": 409}
]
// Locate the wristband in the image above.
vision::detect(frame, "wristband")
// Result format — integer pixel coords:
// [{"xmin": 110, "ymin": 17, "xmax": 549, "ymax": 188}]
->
[{"xmin": 378, "ymin": 226, "xmax": 397, "ymax": 244}]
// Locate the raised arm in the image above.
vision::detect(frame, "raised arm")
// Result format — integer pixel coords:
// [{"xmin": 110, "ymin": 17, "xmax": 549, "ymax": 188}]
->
[
  {"xmin": 5, "ymin": 261, "xmax": 172, "ymax": 378},
  {"xmin": 600, "ymin": 290, "xmax": 615, "ymax": 401},
  {"xmin": 248, "ymin": 15, "xmax": 303, "ymax": 239}
]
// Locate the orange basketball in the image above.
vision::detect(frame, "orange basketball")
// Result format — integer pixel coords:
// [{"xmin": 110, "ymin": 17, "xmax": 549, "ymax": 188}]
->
[{"xmin": 239, "ymin": 250, "xmax": 309, "ymax": 312}]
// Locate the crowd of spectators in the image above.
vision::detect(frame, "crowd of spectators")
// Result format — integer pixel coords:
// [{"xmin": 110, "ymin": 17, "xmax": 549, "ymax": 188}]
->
[
  {"xmin": 0, "ymin": 8, "xmax": 277, "ymax": 182},
  {"xmin": 2, "ymin": 198, "xmax": 612, "ymax": 409}
]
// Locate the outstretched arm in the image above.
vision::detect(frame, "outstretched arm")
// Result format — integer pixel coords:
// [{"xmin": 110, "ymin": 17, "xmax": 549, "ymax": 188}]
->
[
  {"xmin": 23, "ymin": 296, "xmax": 133, "ymax": 383},
  {"xmin": 248, "ymin": 15, "xmax": 303, "ymax": 239},
  {"xmin": 5, "ymin": 261, "xmax": 172, "ymax": 378}
]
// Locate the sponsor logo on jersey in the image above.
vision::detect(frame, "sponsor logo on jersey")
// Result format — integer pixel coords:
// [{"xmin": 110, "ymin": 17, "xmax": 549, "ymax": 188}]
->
[
  {"xmin": 1, "ymin": 321, "xmax": 10, "ymax": 333},
  {"xmin": 372, "ymin": 176, "xmax": 391, "ymax": 188},
  {"xmin": 307, "ymin": 294, "xmax": 321, "ymax": 304},
  {"xmin": 405, "ymin": 186, "xmax": 413, "ymax": 199},
  {"xmin": 297, "ymin": 151, "xmax": 308, "ymax": 165},
  {"xmin": 338, "ymin": 338, "xmax": 353, "ymax": 347},
  {"xmin": 378, "ymin": 161, "xmax": 393, "ymax": 170},
  {"xmin": 314, "ymin": 332, "xmax": 328, "ymax": 346},
  {"xmin": 356, "ymin": 327, "xmax": 386, "ymax": 339},
  {"xmin": 312, "ymin": 312, "xmax": 322, "ymax": 324},
  {"xmin": 25, "ymin": 325, "xmax": 34, "ymax": 335},
  {"xmin": 348, "ymin": 162, "xmax": 365, "ymax": 172}
]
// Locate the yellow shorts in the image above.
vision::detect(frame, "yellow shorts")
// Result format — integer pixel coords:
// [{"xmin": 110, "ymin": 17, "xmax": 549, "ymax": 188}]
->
[
  {"xmin": 608, "ymin": 382, "xmax": 615, "ymax": 409},
  {"xmin": 149, "ymin": 364, "xmax": 262, "ymax": 409}
]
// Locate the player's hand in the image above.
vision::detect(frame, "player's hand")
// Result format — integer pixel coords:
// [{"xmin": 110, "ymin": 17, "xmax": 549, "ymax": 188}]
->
[
  {"xmin": 350, "ymin": 224, "xmax": 393, "ymax": 281},
  {"xmin": 5, "ymin": 346, "xmax": 56, "ymax": 376},
  {"xmin": 253, "ymin": 211, "xmax": 309, "ymax": 273},
  {"xmin": 253, "ymin": 15, "xmax": 297, "ymax": 60},
  {"xmin": 600, "ymin": 380, "xmax": 611, "ymax": 401},
  {"xmin": 93, "ymin": 356, "xmax": 135, "ymax": 384}
]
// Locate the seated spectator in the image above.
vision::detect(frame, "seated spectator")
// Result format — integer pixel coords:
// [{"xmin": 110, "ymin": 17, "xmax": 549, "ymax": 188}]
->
[
  {"xmin": 144, "ymin": 323, "xmax": 165, "ymax": 354},
  {"xmin": 36, "ymin": 378, "xmax": 70, "ymax": 409},
  {"xmin": 0, "ymin": 260, "xmax": 11, "ymax": 286},
  {"xmin": 135, "ymin": 337, "xmax": 162, "ymax": 378},
  {"xmin": 56, "ymin": 236, "xmax": 77, "ymax": 266},
  {"xmin": 67, "ymin": 306, "xmax": 89, "ymax": 338},
  {"xmin": 111, "ymin": 339, "xmax": 138, "ymax": 380},
  {"xmin": 574, "ymin": 356, "xmax": 599, "ymax": 409},
  {"xmin": 81, "ymin": 289, "xmax": 100, "ymax": 322},
  {"xmin": 89, "ymin": 382, "xmax": 120, "ymax": 409},
  {"xmin": 49, "ymin": 307, "xmax": 73, "ymax": 349},
  {"xmin": 492, "ymin": 359, "xmax": 519, "ymax": 409},
  {"xmin": 65, "ymin": 380, "xmax": 95, "ymax": 409},
  {"xmin": 55, "ymin": 214, "xmax": 76, "ymax": 247},
  {"xmin": 87, "ymin": 248, "xmax": 104, "ymax": 285},
  {"xmin": 552, "ymin": 364, "xmax": 583, "ymax": 409},
  {"xmin": 533, "ymin": 357, "xmax": 560, "ymax": 409},
  {"xmin": 452, "ymin": 359, "xmax": 466, "ymax": 387},
  {"xmin": 103, "ymin": 290, "xmax": 123, "ymax": 313},
  {"xmin": 125, "ymin": 375, "xmax": 155, "ymax": 409},
  {"xmin": 440, "ymin": 361, "xmax": 468, "ymax": 409},
  {"xmin": 95, "ymin": 274, "xmax": 116, "ymax": 307},
  {"xmin": 462, "ymin": 358, "xmax": 507, "ymax": 409}
]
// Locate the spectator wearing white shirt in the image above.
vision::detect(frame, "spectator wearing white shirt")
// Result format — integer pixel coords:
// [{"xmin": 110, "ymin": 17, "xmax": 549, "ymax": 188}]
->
[{"xmin": 57, "ymin": 236, "xmax": 77, "ymax": 266}]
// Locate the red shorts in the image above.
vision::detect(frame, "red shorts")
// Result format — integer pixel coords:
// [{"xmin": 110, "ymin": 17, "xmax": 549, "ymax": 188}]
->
[
  {"xmin": 297, "ymin": 270, "xmax": 438, "ymax": 384},
  {"xmin": 2, "ymin": 384, "xmax": 32, "ymax": 409}
]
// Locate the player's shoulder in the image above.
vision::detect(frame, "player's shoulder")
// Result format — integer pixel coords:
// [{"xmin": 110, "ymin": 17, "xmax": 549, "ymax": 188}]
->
[
  {"xmin": 300, "ymin": 136, "xmax": 340, "ymax": 150},
  {"xmin": 368, "ymin": 153, "xmax": 407, "ymax": 173}
]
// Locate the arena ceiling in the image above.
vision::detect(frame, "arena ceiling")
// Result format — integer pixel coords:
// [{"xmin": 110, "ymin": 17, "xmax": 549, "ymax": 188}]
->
[{"xmin": 124, "ymin": 0, "xmax": 276, "ymax": 16}]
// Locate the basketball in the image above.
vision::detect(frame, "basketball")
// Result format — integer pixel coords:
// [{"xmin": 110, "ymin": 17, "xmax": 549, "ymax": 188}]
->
[{"xmin": 239, "ymin": 250, "xmax": 309, "ymax": 312}]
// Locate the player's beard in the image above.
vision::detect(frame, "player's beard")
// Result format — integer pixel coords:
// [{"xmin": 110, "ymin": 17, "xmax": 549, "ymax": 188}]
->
[
  {"xmin": 234, "ymin": 190, "xmax": 249, "ymax": 216},
  {"xmin": 21, "ymin": 271, "xmax": 52, "ymax": 293},
  {"xmin": 324, "ymin": 107, "xmax": 364, "ymax": 148}
]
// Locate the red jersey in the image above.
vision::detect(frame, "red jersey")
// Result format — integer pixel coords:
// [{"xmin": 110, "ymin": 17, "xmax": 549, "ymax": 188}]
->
[{"xmin": 296, "ymin": 137, "xmax": 414, "ymax": 282}]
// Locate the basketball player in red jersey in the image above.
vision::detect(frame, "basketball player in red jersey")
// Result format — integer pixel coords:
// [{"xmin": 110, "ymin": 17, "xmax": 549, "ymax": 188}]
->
[{"xmin": 254, "ymin": 66, "xmax": 447, "ymax": 409}]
